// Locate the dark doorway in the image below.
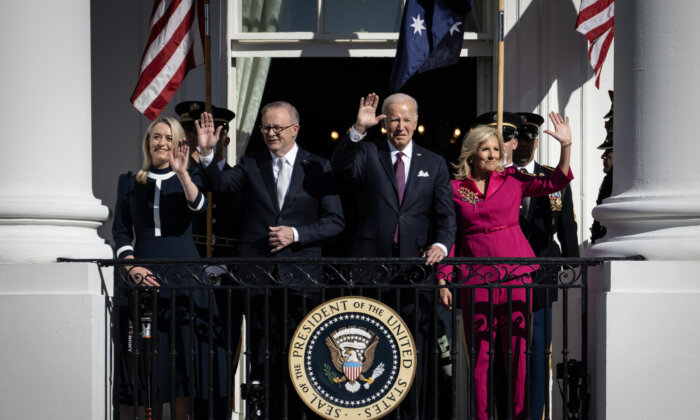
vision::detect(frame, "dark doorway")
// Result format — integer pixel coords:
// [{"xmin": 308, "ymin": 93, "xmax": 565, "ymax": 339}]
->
[{"xmin": 246, "ymin": 57, "xmax": 478, "ymax": 167}]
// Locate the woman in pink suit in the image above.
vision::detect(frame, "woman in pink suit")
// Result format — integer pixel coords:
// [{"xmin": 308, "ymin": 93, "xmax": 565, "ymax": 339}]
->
[{"xmin": 438, "ymin": 112, "xmax": 573, "ymax": 420}]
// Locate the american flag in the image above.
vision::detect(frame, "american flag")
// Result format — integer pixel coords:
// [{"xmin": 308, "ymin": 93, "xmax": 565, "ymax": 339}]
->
[
  {"xmin": 576, "ymin": 0, "xmax": 614, "ymax": 89},
  {"xmin": 130, "ymin": 0, "xmax": 204, "ymax": 120}
]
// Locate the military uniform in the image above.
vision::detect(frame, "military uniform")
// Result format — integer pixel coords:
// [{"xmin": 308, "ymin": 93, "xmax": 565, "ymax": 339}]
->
[
  {"xmin": 590, "ymin": 90, "xmax": 614, "ymax": 244},
  {"xmin": 175, "ymin": 101, "xmax": 240, "ymax": 258},
  {"xmin": 516, "ymin": 112, "xmax": 580, "ymax": 420},
  {"xmin": 590, "ymin": 169, "xmax": 612, "ymax": 243},
  {"xmin": 176, "ymin": 101, "xmax": 241, "ymax": 418}
]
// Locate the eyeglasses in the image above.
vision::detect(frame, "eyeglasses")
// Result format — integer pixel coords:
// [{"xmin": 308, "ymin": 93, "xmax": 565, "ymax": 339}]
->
[{"xmin": 259, "ymin": 124, "xmax": 295, "ymax": 134}]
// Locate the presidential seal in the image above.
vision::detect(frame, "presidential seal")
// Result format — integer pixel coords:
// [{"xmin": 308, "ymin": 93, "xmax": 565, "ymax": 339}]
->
[{"xmin": 289, "ymin": 296, "xmax": 417, "ymax": 419}]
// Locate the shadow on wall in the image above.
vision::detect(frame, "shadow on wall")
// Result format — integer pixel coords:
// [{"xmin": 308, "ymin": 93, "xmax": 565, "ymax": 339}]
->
[{"xmin": 504, "ymin": 0, "xmax": 591, "ymax": 113}]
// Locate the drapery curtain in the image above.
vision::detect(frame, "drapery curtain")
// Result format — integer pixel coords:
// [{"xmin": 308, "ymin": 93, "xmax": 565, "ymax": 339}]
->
[{"xmin": 234, "ymin": 0, "xmax": 282, "ymax": 161}]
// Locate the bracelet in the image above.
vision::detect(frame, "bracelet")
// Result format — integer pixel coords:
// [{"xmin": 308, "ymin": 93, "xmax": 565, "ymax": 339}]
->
[{"xmin": 561, "ymin": 142, "xmax": 572, "ymax": 149}]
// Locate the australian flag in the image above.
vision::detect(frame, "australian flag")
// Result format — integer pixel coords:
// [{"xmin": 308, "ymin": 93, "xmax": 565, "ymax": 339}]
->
[{"xmin": 390, "ymin": 0, "xmax": 474, "ymax": 92}]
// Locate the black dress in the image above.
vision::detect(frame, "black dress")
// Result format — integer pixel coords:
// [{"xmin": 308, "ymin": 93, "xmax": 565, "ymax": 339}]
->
[{"xmin": 113, "ymin": 166, "xmax": 227, "ymax": 403}]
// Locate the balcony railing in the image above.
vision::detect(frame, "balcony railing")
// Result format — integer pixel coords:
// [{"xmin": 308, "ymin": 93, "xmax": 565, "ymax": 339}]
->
[{"xmin": 61, "ymin": 256, "xmax": 643, "ymax": 420}]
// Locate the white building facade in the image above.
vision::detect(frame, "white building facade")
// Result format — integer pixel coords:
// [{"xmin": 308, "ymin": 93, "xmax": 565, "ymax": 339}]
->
[{"xmin": 1, "ymin": 0, "xmax": 698, "ymax": 418}]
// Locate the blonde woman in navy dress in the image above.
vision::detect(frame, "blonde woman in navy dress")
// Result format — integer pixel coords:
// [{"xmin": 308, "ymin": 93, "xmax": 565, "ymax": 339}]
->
[{"xmin": 113, "ymin": 117, "xmax": 226, "ymax": 419}]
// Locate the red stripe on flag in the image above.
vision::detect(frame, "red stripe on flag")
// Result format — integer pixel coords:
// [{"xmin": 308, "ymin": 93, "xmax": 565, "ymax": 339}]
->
[
  {"xmin": 576, "ymin": 0, "xmax": 614, "ymax": 89},
  {"xmin": 131, "ymin": 7, "xmax": 195, "ymax": 100},
  {"xmin": 590, "ymin": 27, "xmax": 614, "ymax": 89},
  {"xmin": 576, "ymin": 0, "xmax": 614, "ymax": 42},
  {"xmin": 142, "ymin": 45, "xmax": 196, "ymax": 120},
  {"xmin": 130, "ymin": 0, "xmax": 202, "ymax": 120},
  {"xmin": 576, "ymin": 0, "xmax": 614, "ymax": 25}
]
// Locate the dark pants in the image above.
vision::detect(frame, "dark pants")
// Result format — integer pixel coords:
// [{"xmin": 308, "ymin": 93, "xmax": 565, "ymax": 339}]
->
[
  {"xmin": 246, "ymin": 288, "xmax": 323, "ymax": 420},
  {"xmin": 530, "ymin": 307, "xmax": 552, "ymax": 420},
  {"xmin": 367, "ymin": 257, "xmax": 441, "ymax": 420},
  {"xmin": 194, "ymin": 272, "xmax": 243, "ymax": 420}
]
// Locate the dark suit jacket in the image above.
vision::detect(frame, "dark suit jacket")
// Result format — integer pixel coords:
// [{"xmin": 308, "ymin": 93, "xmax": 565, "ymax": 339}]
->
[
  {"xmin": 203, "ymin": 147, "xmax": 344, "ymax": 283},
  {"xmin": 591, "ymin": 168, "xmax": 613, "ymax": 243},
  {"xmin": 331, "ymin": 134, "xmax": 455, "ymax": 258},
  {"xmin": 519, "ymin": 162, "xmax": 579, "ymax": 308}
]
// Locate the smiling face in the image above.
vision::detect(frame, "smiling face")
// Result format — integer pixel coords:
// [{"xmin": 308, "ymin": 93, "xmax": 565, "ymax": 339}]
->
[
  {"xmin": 471, "ymin": 135, "xmax": 502, "ymax": 178},
  {"xmin": 261, "ymin": 105, "xmax": 299, "ymax": 157},
  {"xmin": 149, "ymin": 122, "xmax": 173, "ymax": 169},
  {"xmin": 382, "ymin": 100, "xmax": 418, "ymax": 151}
]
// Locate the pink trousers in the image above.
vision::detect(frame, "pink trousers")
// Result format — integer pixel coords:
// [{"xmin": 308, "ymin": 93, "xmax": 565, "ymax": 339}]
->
[{"xmin": 461, "ymin": 275, "xmax": 531, "ymax": 420}]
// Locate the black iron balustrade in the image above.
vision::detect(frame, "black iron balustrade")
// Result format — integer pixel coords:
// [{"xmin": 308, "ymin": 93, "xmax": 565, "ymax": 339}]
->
[{"xmin": 60, "ymin": 256, "xmax": 643, "ymax": 420}]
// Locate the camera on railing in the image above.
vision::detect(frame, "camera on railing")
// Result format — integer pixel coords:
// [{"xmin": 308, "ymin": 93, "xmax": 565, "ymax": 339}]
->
[
  {"xmin": 242, "ymin": 380, "xmax": 264, "ymax": 419},
  {"xmin": 556, "ymin": 359, "xmax": 587, "ymax": 419}
]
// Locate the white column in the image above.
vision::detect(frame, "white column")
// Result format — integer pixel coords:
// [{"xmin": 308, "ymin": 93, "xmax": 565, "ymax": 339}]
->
[
  {"xmin": 0, "ymin": 0, "xmax": 111, "ymax": 262},
  {"xmin": 0, "ymin": 1, "xmax": 112, "ymax": 419},
  {"xmin": 585, "ymin": 3, "xmax": 700, "ymax": 419},
  {"xmin": 586, "ymin": 0, "xmax": 700, "ymax": 259}
]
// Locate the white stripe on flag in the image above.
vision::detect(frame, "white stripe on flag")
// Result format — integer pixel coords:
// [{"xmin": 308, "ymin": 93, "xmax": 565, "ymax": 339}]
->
[
  {"xmin": 150, "ymin": 0, "xmax": 173, "ymax": 28},
  {"xmin": 576, "ymin": 2, "xmax": 614, "ymax": 36},
  {"xmin": 589, "ymin": 27, "xmax": 612, "ymax": 70},
  {"xmin": 141, "ymin": 0, "xmax": 193, "ymax": 73},
  {"xmin": 132, "ymin": 29, "xmax": 194, "ymax": 113}
]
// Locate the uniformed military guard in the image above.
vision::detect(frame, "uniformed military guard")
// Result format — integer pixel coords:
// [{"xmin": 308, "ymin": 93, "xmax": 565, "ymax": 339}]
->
[
  {"xmin": 591, "ymin": 91, "xmax": 614, "ymax": 243},
  {"xmin": 514, "ymin": 112, "xmax": 580, "ymax": 420},
  {"xmin": 176, "ymin": 101, "xmax": 241, "ymax": 419},
  {"xmin": 176, "ymin": 101, "xmax": 240, "ymax": 258}
]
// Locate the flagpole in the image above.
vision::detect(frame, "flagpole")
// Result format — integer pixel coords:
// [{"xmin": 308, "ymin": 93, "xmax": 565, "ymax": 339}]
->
[
  {"xmin": 497, "ymin": 0, "xmax": 504, "ymax": 133},
  {"xmin": 204, "ymin": 0, "xmax": 214, "ymax": 258}
]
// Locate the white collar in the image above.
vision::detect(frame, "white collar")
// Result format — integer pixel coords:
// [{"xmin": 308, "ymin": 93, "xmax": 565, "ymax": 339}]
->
[
  {"xmin": 147, "ymin": 171, "xmax": 177, "ymax": 181},
  {"xmin": 270, "ymin": 142, "xmax": 299, "ymax": 166},
  {"xmin": 516, "ymin": 160, "xmax": 536, "ymax": 174},
  {"xmin": 387, "ymin": 139, "xmax": 413, "ymax": 159}
]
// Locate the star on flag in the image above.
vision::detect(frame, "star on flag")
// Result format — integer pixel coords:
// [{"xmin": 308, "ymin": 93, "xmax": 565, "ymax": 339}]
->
[{"xmin": 410, "ymin": 14, "xmax": 426, "ymax": 35}]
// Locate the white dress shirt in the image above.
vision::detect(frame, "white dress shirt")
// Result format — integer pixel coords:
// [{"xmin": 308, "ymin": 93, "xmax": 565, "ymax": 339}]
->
[
  {"xmin": 347, "ymin": 126, "xmax": 447, "ymax": 256},
  {"xmin": 199, "ymin": 145, "xmax": 300, "ymax": 243}
]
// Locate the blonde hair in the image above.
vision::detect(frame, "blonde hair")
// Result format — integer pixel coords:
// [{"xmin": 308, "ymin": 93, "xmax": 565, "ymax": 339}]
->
[
  {"xmin": 453, "ymin": 125, "xmax": 505, "ymax": 180},
  {"xmin": 135, "ymin": 117, "xmax": 186, "ymax": 184}
]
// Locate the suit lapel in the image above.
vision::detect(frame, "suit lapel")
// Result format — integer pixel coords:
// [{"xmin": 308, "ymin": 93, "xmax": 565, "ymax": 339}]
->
[
  {"xmin": 257, "ymin": 152, "xmax": 280, "ymax": 212},
  {"xmin": 377, "ymin": 141, "xmax": 399, "ymax": 199},
  {"xmin": 285, "ymin": 148, "xmax": 308, "ymax": 210},
  {"xmin": 401, "ymin": 143, "xmax": 422, "ymax": 206}
]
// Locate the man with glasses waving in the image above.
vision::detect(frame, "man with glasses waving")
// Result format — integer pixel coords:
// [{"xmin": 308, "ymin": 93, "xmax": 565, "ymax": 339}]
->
[{"xmin": 198, "ymin": 101, "xmax": 344, "ymax": 419}]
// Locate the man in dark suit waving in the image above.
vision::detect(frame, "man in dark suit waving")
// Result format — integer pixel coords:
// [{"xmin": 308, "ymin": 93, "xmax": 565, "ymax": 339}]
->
[
  {"xmin": 331, "ymin": 93, "xmax": 455, "ymax": 418},
  {"xmin": 198, "ymin": 101, "xmax": 344, "ymax": 419}
]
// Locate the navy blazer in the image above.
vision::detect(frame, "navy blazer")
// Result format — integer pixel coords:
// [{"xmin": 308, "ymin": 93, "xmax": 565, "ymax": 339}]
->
[
  {"xmin": 331, "ymin": 134, "xmax": 455, "ymax": 258},
  {"xmin": 203, "ymin": 147, "xmax": 344, "ymax": 282}
]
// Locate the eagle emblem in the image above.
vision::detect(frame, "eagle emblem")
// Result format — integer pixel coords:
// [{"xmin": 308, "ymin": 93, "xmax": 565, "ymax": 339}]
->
[{"xmin": 324, "ymin": 326, "xmax": 385, "ymax": 393}]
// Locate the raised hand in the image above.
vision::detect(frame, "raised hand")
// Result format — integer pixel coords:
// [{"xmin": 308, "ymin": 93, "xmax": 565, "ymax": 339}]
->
[
  {"xmin": 543, "ymin": 112, "xmax": 572, "ymax": 146},
  {"xmin": 195, "ymin": 111, "xmax": 222, "ymax": 155},
  {"xmin": 169, "ymin": 141, "xmax": 189, "ymax": 175},
  {"xmin": 354, "ymin": 93, "xmax": 387, "ymax": 133}
]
